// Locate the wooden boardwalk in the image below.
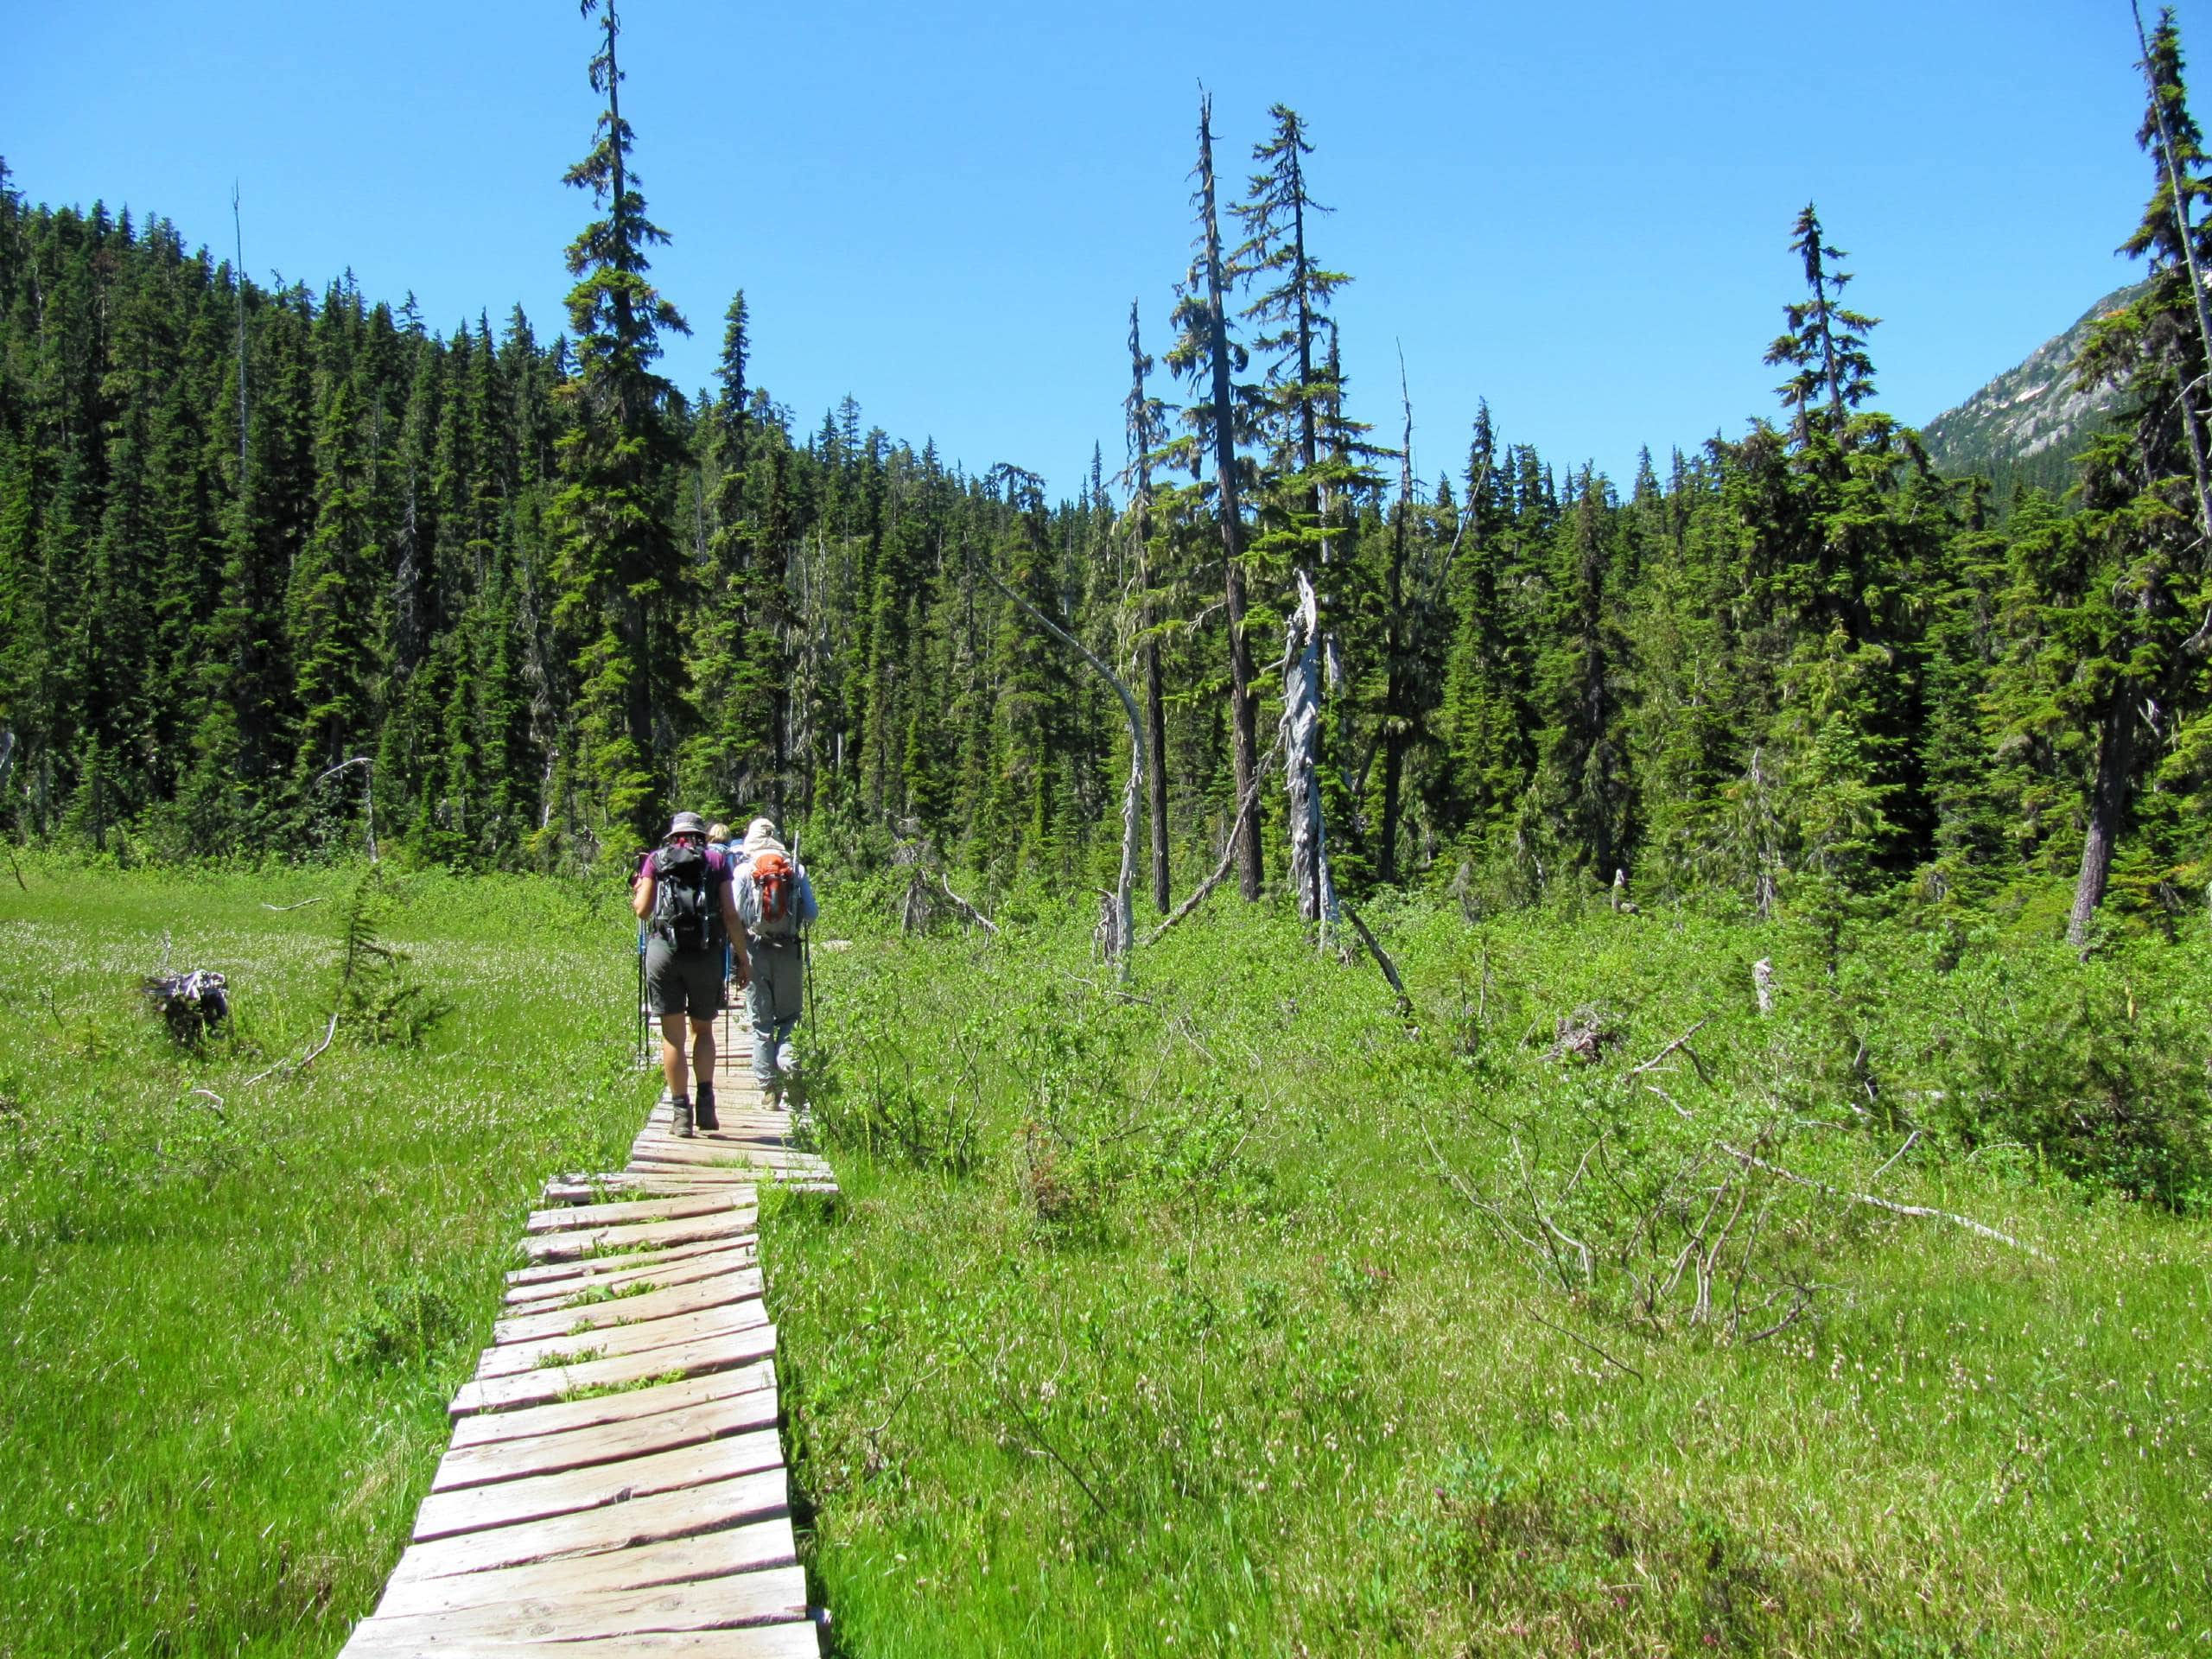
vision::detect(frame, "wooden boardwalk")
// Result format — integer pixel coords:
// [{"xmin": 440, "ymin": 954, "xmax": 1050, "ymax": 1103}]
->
[{"xmin": 338, "ymin": 1006, "xmax": 834, "ymax": 1657}]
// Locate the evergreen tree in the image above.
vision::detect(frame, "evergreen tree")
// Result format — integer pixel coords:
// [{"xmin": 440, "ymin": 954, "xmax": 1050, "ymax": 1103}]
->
[
  {"xmin": 1165, "ymin": 92, "xmax": 1264, "ymax": 899},
  {"xmin": 546, "ymin": 0, "xmax": 692, "ymax": 856}
]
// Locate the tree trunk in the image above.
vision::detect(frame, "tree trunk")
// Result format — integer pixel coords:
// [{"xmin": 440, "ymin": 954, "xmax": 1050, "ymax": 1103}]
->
[
  {"xmin": 1284, "ymin": 570, "xmax": 1337, "ymax": 925},
  {"xmin": 2068, "ymin": 689, "xmax": 2137, "ymax": 950},
  {"xmin": 1145, "ymin": 634, "xmax": 1170, "ymax": 912},
  {"xmin": 1196, "ymin": 99, "xmax": 1262, "ymax": 900},
  {"xmin": 1127, "ymin": 299, "xmax": 1173, "ymax": 915}
]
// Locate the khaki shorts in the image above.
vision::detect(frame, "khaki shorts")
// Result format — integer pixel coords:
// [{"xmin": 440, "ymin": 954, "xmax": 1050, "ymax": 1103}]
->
[{"xmin": 645, "ymin": 938, "xmax": 725, "ymax": 1020}]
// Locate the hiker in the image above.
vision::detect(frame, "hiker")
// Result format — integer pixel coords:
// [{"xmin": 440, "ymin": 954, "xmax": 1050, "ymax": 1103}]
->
[
  {"xmin": 730, "ymin": 816, "xmax": 817, "ymax": 1103},
  {"xmin": 632, "ymin": 811, "xmax": 750, "ymax": 1138},
  {"xmin": 705, "ymin": 823, "xmax": 739, "ymax": 989}
]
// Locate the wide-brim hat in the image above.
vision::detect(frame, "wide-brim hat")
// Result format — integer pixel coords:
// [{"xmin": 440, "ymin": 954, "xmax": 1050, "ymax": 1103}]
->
[{"xmin": 665, "ymin": 811, "xmax": 708, "ymax": 840}]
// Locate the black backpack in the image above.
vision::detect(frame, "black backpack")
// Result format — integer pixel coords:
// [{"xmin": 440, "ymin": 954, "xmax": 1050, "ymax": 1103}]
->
[{"xmin": 650, "ymin": 844, "xmax": 721, "ymax": 952}]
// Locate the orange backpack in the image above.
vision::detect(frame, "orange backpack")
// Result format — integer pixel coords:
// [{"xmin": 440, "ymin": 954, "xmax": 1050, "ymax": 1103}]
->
[{"xmin": 750, "ymin": 850, "xmax": 798, "ymax": 936}]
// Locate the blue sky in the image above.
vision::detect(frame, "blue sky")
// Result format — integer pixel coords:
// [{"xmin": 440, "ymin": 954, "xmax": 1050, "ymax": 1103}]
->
[{"xmin": 11, "ymin": 0, "xmax": 2197, "ymax": 495}]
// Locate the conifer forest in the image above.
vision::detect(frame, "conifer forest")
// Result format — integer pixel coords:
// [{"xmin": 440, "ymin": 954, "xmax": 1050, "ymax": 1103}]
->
[
  {"xmin": 11, "ymin": 7, "xmax": 2212, "ymax": 1656},
  {"xmin": 3, "ymin": 4, "xmax": 2210, "ymax": 948}
]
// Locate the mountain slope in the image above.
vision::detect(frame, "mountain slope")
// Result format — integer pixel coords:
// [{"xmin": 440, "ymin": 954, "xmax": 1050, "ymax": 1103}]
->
[{"xmin": 1920, "ymin": 280, "xmax": 2148, "ymax": 499}]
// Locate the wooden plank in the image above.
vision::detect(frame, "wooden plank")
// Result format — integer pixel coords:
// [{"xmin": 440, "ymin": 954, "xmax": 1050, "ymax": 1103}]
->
[
  {"xmin": 371, "ymin": 1516, "xmax": 798, "ymax": 1618},
  {"xmin": 628, "ymin": 1147, "xmax": 827, "ymax": 1174},
  {"xmin": 448, "ymin": 1361, "xmax": 776, "ymax": 1450},
  {"xmin": 474, "ymin": 1297, "xmax": 768, "ymax": 1381},
  {"xmin": 346, "ymin": 1622, "xmax": 821, "ymax": 1659},
  {"xmin": 633, "ymin": 1130, "xmax": 815, "ymax": 1154},
  {"xmin": 494, "ymin": 1267, "xmax": 762, "ymax": 1344},
  {"xmin": 520, "ymin": 1210, "xmax": 759, "ymax": 1265},
  {"xmin": 525, "ymin": 1192, "xmax": 740, "ymax": 1233},
  {"xmin": 413, "ymin": 1427, "xmax": 785, "ymax": 1541},
  {"xmin": 542, "ymin": 1176, "xmax": 760, "ymax": 1204},
  {"xmin": 384, "ymin": 1466, "xmax": 789, "ymax": 1581},
  {"xmin": 433, "ymin": 1383, "xmax": 779, "ymax": 1491},
  {"xmin": 341, "ymin": 1564, "xmax": 807, "ymax": 1649},
  {"xmin": 507, "ymin": 1235, "xmax": 753, "ymax": 1293},
  {"xmin": 503, "ymin": 1243, "xmax": 757, "ymax": 1311},
  {"xmin": 450, "ymin": 1323, "xmax": 776, "ymax": 1418}
]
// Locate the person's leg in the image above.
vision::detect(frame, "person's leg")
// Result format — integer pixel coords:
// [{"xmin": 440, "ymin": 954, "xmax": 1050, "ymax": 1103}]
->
[
  {"xmin": 659, "ymin": 1012, "xmax": 690, "ymax": 1101},
  {"xmin": 690, "ymin": 1013, "xmax": 718, "ymax": 1130},
  {"xmin": 747, "ymin": 967, "xmax": 778, "ymax": 1090}
]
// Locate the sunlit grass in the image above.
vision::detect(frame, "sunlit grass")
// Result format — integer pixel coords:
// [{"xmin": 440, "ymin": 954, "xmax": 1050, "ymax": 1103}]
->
[
  {"xmin": 0, "ymin": 856, "xmax": 651, "ymax": 1656},
  {"xmin": 774, "ymin": 886, "xmax": 2212, "ymax": 1656}
]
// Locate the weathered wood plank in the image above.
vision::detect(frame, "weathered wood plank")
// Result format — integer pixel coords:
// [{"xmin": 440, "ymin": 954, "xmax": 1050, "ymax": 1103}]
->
[
  {"xmin": 524, "ymin": 1192, "xmax": 740, "ymax": 1233},
  {"xmin": 542, "ymin": 1175, "xmax": 760, "ymax": 1204},
  {"xmin": 449, "ymin": 1324, "xmax": 776, "ymax": 1418},
  {"xmin": 506, "ymin": 1236, "xmax": 754, "ymax": 1294},
  {"xmin": 502, "ymin": 1243, "xmax": 758, "ymax": 1311},
  {"xmin": 342, "ymin": 1564, "xmax": 807, "ymax": 1649},
  {"xmin": 372, "ymin": 1516, "xmax": 797, "ymax": 1618},
  {"xmin": 628, "ymin": 1148, "xmax": 829, "ymax": 1175},
  {"xmin": 447, "ymin": 1360, "xmax": 776, "ymax": 1450},
  {"xmin": 385, "ymin": 1466, "xmax": 789, "ymax": 1582},
  {"xmin": 346, "ymin": 1616, "xmax": 819, "ymax": 1659},
  {"xmin": 473, "ymin": 1298, "xmax": 768, "ymax": 1381},
  {"xmin": 433, "ymin": 1382, "xmax": 779, "ymax": 1491},
  {"xmin": 494, "ymin": 1267, "xmax": 762, "ymax": 1345},
  {"xmin": 520, "ymin": 1210, "xmax": 759, "ymax": 1265},
  {"xmin": 413, "ymin": 1427, "xmax": 785, "ymax": 1541}
]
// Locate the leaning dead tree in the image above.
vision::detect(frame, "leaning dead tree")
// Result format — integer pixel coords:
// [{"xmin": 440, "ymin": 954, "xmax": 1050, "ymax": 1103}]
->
[
  {"xmin": 1282, "ymin": 568, "xmax": 1338, "ymax": 928},
  {"xmin": 968, "ymin": 551, "xmax": 1147, "ymax": 973}
]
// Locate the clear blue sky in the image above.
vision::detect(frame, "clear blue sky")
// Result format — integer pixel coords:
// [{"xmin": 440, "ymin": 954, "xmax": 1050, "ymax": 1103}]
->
[{"xmin": 11, "ymin": 0, "xmax": 2198, "ymax": 497}]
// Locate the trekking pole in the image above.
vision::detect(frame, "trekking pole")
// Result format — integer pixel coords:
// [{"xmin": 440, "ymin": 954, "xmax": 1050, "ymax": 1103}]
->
[
  {"xmin": 803, "ymin": 929, "xmax": 817, "ymax": 1032},
  {"xmin": 793, "ymin": 826, "xmax": 817, "ymax": 1033},
  {"xmin": 635, "ymin": 919, "xmax": 647, "ymax": 1071}
]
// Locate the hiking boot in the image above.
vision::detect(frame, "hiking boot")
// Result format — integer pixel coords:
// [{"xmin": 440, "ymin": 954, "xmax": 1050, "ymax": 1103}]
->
[
  {"xmin": 694, "ymin": 1081, "xmax": 719, "ymax": 1132},
  {"xmin": 671, "ymin": 1096, "xmax": 695, "ymax": 1138}
]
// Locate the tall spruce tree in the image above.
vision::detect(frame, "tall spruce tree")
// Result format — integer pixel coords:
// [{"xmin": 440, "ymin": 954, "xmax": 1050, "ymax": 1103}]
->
[
  {"xmin": 1764, "ymin": 204, "xmax": 1878, "ymax": 448},
  {"xmin": 547, "ymin": 0, "xmax": 691, "ymax": 856},
  {"xmin": 1166, "ymin": 92, "xmax": 1263, "ymax": 899}
]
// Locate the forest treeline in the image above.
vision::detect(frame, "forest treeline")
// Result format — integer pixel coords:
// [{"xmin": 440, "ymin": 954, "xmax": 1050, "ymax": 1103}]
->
[{"xmin": 3, "ymin": 3, "xmax": 2209, "ymax": 944}]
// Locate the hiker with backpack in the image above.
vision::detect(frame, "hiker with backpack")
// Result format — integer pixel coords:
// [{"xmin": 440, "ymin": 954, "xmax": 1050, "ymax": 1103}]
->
[
  {"xmin": 731, "ymin": 817, "xmax": 817, "ymax": 1104},
  {"xmin": 631, "ymin": 811, "xmax": 749, "ymax": 1138}
]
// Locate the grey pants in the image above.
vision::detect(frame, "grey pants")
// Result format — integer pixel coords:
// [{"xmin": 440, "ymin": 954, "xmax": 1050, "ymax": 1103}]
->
[{"xmin": 745, "ymin": 937, "xmax": 803, "ymax": 1086}]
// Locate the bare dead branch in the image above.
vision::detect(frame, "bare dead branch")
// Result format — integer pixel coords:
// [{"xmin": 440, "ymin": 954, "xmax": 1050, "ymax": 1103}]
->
[
  {"xmin": 244, "ymin": 1007, "xmax": 340, "ymax": 1086},
  {"xmin": 1742, "ymin": 1285, "xmax": 1815, "ymax": 1343},
  {"xmin": 1144, "ymin": 734, "xmax": 1284, "ymax": 947},
  {"xmin": 1523, "ymin": 1305, "xmax": 1643, "ymax": 1382},
  {"xmin": 261, "ymin": 897, "xmax": 329, "ymax": 912},
  {"xmin": 1870, "ymin": 1128, "xmax": 1922, "ymax": 1186},
  {"xmin": 1718, "ymin": 1142, "xmax": 2054, "ymax": 1262},
  {"xmin": 938, "ymin": 874, "xmax": 999, "ymax": 937},
  {"xmin": 1626, "ymin": 1018, "xmax": 1714, "ymax": 1085},
  {"xmin": 1340, "ymin": 905, "xmax": 1412, "ymax": 1014}
]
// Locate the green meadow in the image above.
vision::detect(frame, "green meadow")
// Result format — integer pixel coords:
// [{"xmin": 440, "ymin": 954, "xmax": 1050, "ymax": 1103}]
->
[
  {"xmin": 0, "ymin": 860, "xmax": 648, "ymax": 1656},
  {"xmin": 779, "ymin": 884, "xmax": 2212, "ymax": 1657},
  {"xmin": 3, "ymin": 860, "xmax": 2209, "ymax": 1656}
]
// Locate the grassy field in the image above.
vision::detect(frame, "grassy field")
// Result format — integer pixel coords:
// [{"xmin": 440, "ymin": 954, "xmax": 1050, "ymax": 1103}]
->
[
  {"xmin": 781, "ymin": 885, "xmax": 2212, "ymax": 1657},
  {"xmin": 0, "ymin": 859, "xmax": 652, "ymax": 1656},
  {"xmin": 3, "ymin": 859, "xmax": 2209, "ymax": 1656}
]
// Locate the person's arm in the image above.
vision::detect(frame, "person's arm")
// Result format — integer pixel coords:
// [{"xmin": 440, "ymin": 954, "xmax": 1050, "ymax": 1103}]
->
[
  {"xmin": 632, "ymin": 855, "xmax": 656, "ymax": 920},
  {"xmin": 797, "ymin": 870, "xmax": 819, "ymax": 929},
  {"xmin": 721, "ymin": 878, "xmax": 751, "ymax": 987}
]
